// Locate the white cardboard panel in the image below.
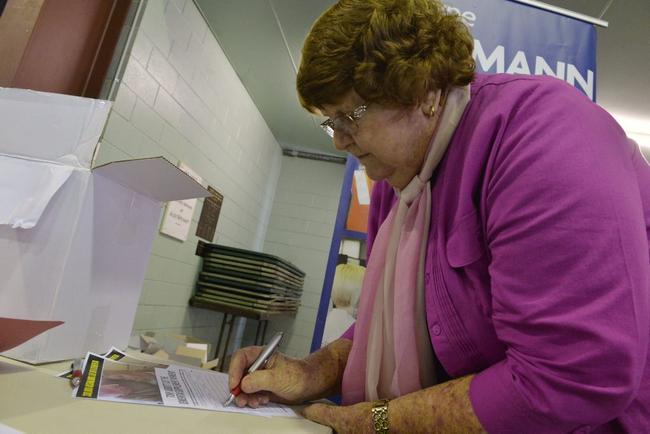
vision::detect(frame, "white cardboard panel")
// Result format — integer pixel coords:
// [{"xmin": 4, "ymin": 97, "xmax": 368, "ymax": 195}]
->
[
  {"xmin": 0, "ymin": 88, "xmax": 111, "ymax": 168},
  {"xmin": 42, "ymin": 175, "xmax": 160, "ymax": 361},
  {"xmin": 0, "ymin": 89, "xmax": 208, "ymax": 363},
  {"xmin": 0, "ymin": 170, "xmax": 91, "ymax": 316},
  {"xmin": 93, "ymin": 157, "xmax": 210, "ymax": 202},
  {"xmin": 0, "ymin": 170, "xmax": 92, "ymax": 362},
  {"xmin": 0, "ymin": 155, "xmax": 75, "ymax": 229},
  {"xmin": 80, "ymin": 174, "xmax": 161, "ymax": 355},
  {"xmin": 1, "ymin": 172, "xmax": 161, "ymax": 362}
]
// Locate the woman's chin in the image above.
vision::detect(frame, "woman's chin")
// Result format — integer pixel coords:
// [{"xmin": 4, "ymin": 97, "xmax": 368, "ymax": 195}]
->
[
  {"xmin": 361, "ymin": 162, "xmax": 391, "ymax": 182},
  {"xmin": 364, "ymin": 168, "xmax": 389, "ymax": 183}
]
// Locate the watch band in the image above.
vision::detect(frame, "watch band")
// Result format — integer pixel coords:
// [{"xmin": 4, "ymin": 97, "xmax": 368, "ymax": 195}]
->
[{"xmin": 371, "ymin": 399, "xmax": 390, "ymax": 434}]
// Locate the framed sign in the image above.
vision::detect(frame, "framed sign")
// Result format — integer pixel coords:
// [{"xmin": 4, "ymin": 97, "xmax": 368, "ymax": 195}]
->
[{"xmin": 196, "ymin": 186, "xmax": 223, "ymax": 242}]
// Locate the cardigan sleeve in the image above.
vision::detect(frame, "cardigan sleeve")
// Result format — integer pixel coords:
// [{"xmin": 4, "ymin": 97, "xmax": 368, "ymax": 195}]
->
[{"xmin": 468, "ymin": 78, "xmax": 650, "ymax": 432}]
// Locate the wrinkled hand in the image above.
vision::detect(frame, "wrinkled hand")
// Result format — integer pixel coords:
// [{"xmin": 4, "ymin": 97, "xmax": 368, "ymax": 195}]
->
[
  {"xmin": 228, "ymin": 346, "xmax": 310, "ymax": 408},
  {"xmin": 302, "ymin": 401, "xmax": 374, "ymax": 434}
]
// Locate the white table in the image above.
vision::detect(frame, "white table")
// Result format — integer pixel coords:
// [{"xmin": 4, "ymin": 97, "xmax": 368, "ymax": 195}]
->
[{"xmin": 0, "ymin": 357, "xmax": 331, "ymax": 434}]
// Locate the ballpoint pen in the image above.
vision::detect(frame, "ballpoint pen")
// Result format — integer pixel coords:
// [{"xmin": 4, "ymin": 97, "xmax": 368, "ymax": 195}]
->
[{"xmin": 223, "ymin": 331, "xmax": 284, "ymax": 407}]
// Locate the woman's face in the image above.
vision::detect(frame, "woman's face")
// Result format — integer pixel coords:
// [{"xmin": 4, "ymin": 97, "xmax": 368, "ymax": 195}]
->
[{"xmin": 322, "ymin": 90, "xmax": 437, "ymax": 189}]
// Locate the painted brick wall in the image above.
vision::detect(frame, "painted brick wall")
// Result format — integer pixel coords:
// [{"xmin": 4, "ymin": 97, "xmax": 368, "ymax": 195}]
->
[
  {"xmin": 252, "ymin": 156, "xmax": 345, "ymax": 358},
  {"xmin": 96, "ymin": 0, "xmax": 283, "ymax": 346}
]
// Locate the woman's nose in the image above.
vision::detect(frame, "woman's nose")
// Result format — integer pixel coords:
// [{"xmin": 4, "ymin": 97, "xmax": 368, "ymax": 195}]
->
[{"xmin": 333, "ymin": 130, "xmax": 354, "ymax": 151}]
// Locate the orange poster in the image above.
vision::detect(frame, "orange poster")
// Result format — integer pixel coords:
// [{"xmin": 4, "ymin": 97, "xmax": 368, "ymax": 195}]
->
[{"xmin": 346, "ymin": 169, "xmax": 373, "ymax": 233}]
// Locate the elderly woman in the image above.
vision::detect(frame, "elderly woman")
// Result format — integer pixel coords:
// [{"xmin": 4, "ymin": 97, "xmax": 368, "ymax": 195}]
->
[{"xmin": 229, "ymin": 0, "xmax": 650, "ymax": 432}]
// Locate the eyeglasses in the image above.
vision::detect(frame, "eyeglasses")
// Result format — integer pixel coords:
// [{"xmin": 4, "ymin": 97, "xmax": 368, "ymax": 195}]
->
[{"xmin": 320, "ymin": 104, "xmax": 368, "ymax": 138}]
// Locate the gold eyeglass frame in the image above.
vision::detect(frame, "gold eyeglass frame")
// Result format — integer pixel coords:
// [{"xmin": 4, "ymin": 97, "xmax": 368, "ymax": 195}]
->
[{"xmin": 320, "ymin": 104, "xmax": 368, "ymax": 138}]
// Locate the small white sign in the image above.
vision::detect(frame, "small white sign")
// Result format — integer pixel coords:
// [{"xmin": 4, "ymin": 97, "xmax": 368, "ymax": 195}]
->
[
  {"xmin": 340, "ymin": 239, "xmax": 361, "ymax": 259},
  {"xmin": 160, "ymin": 162, "xmax": 203, "ymax": 241},
  {"xmin": 353, "ymin": 168, "xmax": 371, "ymax": 205}
]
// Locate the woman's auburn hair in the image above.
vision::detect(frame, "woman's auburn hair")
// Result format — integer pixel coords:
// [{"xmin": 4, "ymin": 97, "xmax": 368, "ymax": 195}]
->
[{"xmin": 297, "ymin": 0, "xmax": 475, "ymax": 113}]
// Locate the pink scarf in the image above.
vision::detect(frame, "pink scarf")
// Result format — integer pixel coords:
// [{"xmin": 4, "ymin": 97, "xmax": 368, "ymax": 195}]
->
[{"xmin": 341, "ymin": 86, "xmax": 470, "ymax": 404}]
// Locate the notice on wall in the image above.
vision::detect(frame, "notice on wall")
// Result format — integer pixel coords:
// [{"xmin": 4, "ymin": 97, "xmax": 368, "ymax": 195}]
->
[
  {"xmin": 160, "ymin": 162, "xmax": 203, "ymax": 242},
  {"xmin": 196, "ymin": 186, "xmax": 223, "ymax": 242},
  {"xmin": 346, "ymin": 167, "xmax": 373, "ymax": 233},
  {"xmin": 353, "ymin": 168, "xmax": 371, "ymax": 205}
]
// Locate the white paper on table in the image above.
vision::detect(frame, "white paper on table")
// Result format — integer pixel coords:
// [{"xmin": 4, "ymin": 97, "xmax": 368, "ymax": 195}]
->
[
  {"xmin": 0, "ymin": 155, "xmax": 74, "ymax": 229},
  {"xmin": 155, "ymin": 366, "xmax": 297, "ymax": 418},
  {"xmin": 353, "ymin": 168, "xmax": 370, "ymax": 205},
  {"xmin": 0, "ymin": 423, "xmax": 23, "ymax": 434}
]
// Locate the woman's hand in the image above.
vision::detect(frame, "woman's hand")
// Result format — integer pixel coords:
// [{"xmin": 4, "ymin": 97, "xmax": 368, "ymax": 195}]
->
[
  {"xmin": 303, "ymin": 401, "xmax": 374, "ymax": 434},
  {"xmin": 228, "ymin": 346, "xmax": 310, "ymax": 407},
  {"xmin": 306, "ymin": 376, "xmax": 485, "ymax": 433},
  {"xmin": 228, "ymin": 338, "xmax": 353, "ymax": 408}
]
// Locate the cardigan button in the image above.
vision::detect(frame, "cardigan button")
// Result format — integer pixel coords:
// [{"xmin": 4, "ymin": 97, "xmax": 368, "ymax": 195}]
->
[{"xmin": 432, "ymin": 324, "xmax": 442, "ymax": 336}]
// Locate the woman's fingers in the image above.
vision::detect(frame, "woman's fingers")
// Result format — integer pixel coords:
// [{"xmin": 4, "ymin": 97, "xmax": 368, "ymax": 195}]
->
[
  {"xmin": 234, "ymin": 391, "xmax": 270, "ymax": 408},
  {"xmin": 228, "ymin": 346, "xmax": 263, "ymax": 389},
  {"xmin": 228, "ymin": 346, "xmax": 307, "ymax": 406},
  {"xmin": 229, "ymin": 347, "xmax": 290, "ymax": 407},
  {"xmin": 228, "ymin": 346, "xmax": 267, "ymax": 408},
  {"xmin": 241, "ymin": 368, "xmax": 277, "ymax": 394}
]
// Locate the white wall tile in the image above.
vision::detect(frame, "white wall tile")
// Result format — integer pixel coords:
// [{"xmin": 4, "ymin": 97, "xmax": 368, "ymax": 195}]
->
[
  {"xmin": 157, "ymin": 124, "xmax": 188, "ymax": 159},
  {"xmin": 154, "ymin": 87, "xmax": 184, "ymax": 130},
  {"xmin": 140, "ymin": 0, "xmax": 172, "ymax": 57},
  {"xmin": 269, "ymin": 214, "xmax": 309, "ymax": 234},
  {"xmin": 147, "ymin": 47, "xmax": 179, "ymax": 94},
  {"xmin": 168, "ymin": 0, "xmax": 187, "ymax": 14},
  {"xmin": 191, "ymin": 69, "xmax": 223, "ymax": 116},
  {"xmin": 112, "ymin": 84, "xmax": 136, "ymax": 119},
  {"xmin": 174, "ymin": 78, "xmax": 213, "ymax": 133},
  {"xmin": 306, "ymin": 220, "xmax": 335, "ymax": 238},
  {"xmin": 122, "ymin": 56, "xmax": 159, "ymax": 106},
  {"xmin": 102, "ymin": 111, "xmax": 142, "ymax": 156},
  {"xmin": 130, "ymin": 32, "xmax": 154, "ymax": 67},
  {"xmin": 182, "ymin": 0, "xmax": 208, "ymax": 41},
  {"xmin": 262, "ymin": 157, "xmax": 345, "ymax": 357},
  {"xmin": 137, "ymin": 134, "xmax": 173, "ymax": 161},
  {"xmin": 169, "ymin": 32, "xmax": 202, "ymax": 82},
  {"xmin": 94, "ymin": 140, "xmax": 131, "ymax": 166},
  {"xmin": 164, "ymin": 1, "xmax": 192, "ymax": 51},
  {"xmin": 131, "ymin": 98, "xmax": 165, "ymax": 141}
]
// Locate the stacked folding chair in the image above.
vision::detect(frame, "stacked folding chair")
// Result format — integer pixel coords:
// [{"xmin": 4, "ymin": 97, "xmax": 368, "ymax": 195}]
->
[{"xmin": 191, "ymin": 242, "xmax": 304, "ymax": 316}]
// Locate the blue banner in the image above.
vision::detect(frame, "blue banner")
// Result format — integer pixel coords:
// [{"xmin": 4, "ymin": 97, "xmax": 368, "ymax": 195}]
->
[{"xmin": 446, "ymin": 0, "xmax": 597, "ymax": 100}]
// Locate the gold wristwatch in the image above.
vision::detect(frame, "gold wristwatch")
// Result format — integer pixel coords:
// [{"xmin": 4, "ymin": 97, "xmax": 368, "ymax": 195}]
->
[{"xmin": 371, "ymin": 399, "xmax": 389, "ymax": 433}]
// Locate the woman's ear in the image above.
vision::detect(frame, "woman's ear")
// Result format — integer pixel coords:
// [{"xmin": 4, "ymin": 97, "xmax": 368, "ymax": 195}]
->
[{"xmin": 421, "ymin": 89, "xmax": 443, "ymax": 117}]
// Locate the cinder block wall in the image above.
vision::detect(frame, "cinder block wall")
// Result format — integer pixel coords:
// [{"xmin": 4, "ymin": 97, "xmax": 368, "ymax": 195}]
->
[
  {"xmin": 96, "ymin": 0, "xmax": 283, "ymax": 345},
  {"xmin": 253, "ymin": 156, "xmax": 345, "ymax": 358}
]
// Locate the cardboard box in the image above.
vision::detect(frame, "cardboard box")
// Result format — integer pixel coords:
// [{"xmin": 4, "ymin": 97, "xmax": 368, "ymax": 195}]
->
[
  {"xmin": 139, "ymin": 332, "xmax": 211, "ymax": 367},
  {"xmin": 0, "ymin": 88, "xmax": 210, "ymax": 363}
]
